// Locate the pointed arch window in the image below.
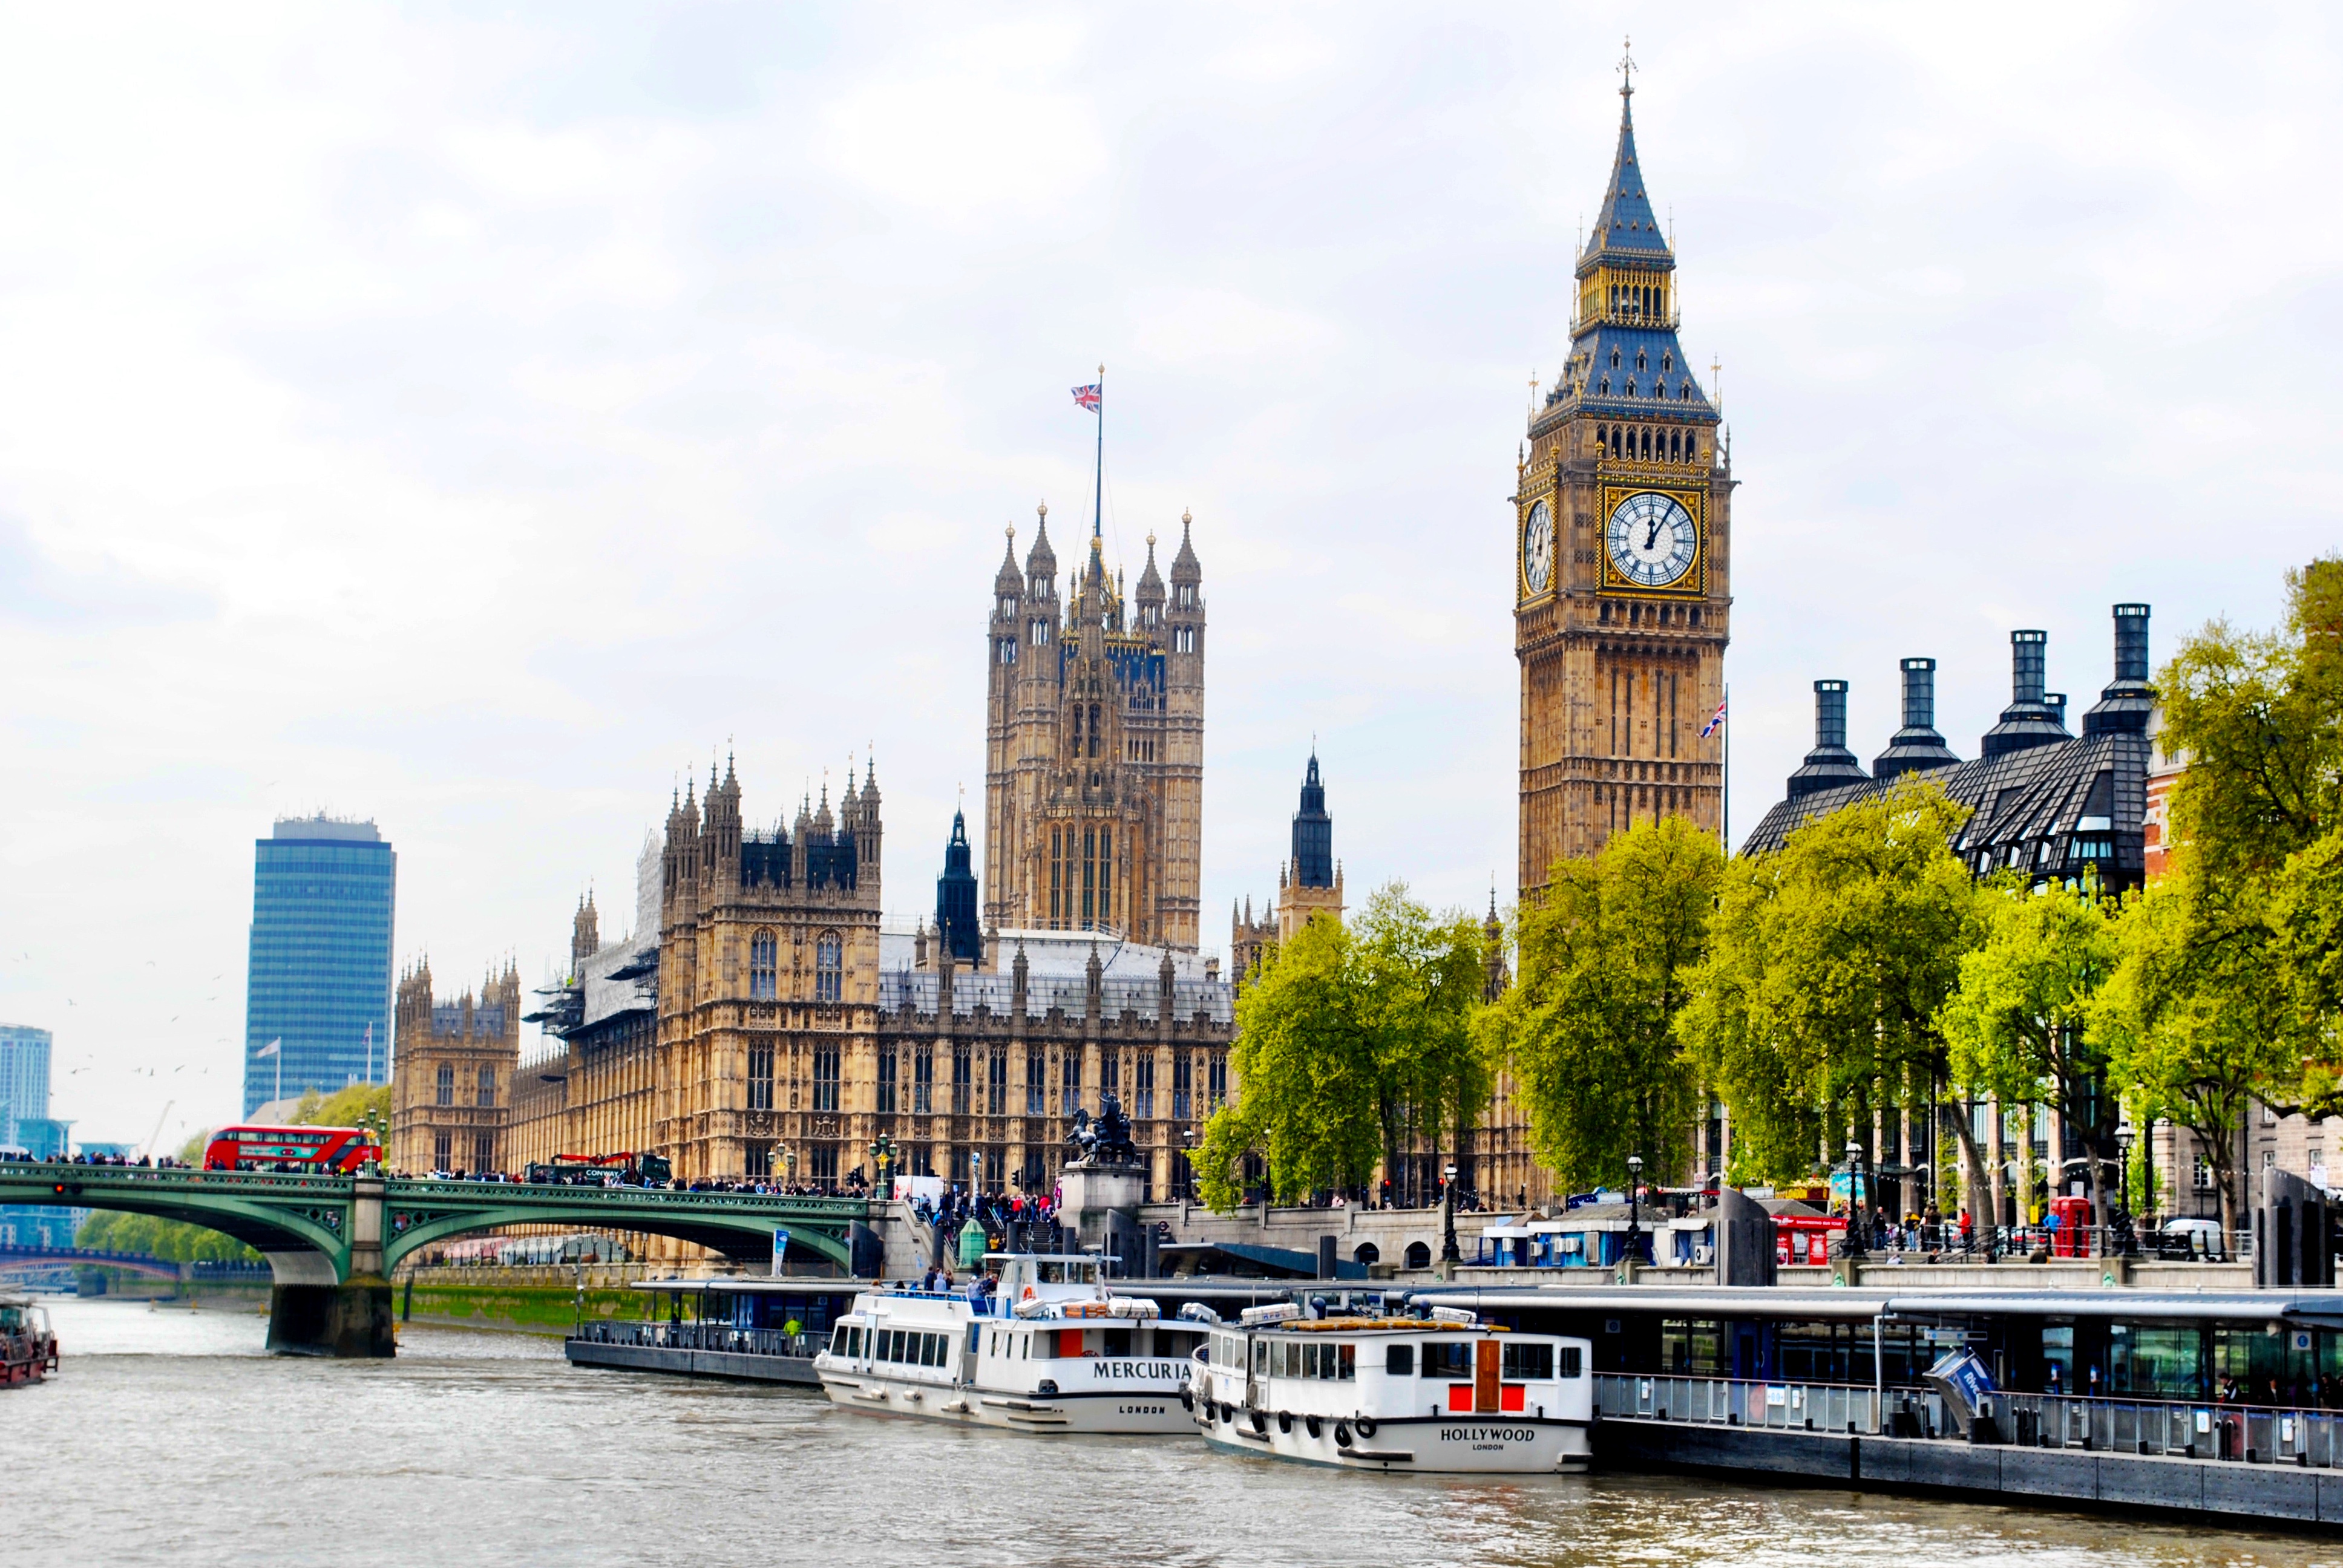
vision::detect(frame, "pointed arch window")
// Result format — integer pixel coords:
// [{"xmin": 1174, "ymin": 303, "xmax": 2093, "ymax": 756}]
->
[
  {"xmin": 1625, "ymin": 379, "xmax": 1636, "ymax": 397},
  {"xmin": 815, "ymin": 932, "xmax": 842, "ymax": 1003},
  {"xmin": 750, "ymin": 929, "xmax": 778, "ymax": 999}
]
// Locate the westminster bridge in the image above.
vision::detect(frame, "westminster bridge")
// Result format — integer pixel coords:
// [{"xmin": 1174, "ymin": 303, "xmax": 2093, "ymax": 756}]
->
[{"xmin": 0, "ymin": 1163, "xmax": 873, "ymax": 1356}]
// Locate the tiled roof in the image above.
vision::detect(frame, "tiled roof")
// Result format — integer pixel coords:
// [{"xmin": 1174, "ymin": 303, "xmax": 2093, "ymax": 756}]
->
[{"xmin": 1741, "ymin": 731, "xmax": 2149, "ymax": 889}]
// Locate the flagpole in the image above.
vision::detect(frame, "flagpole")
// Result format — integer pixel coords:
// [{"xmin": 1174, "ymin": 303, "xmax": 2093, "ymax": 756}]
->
[
  {"xmin": 1092, "ymin": 362, "xmax": 1104, "ymax": 540},
  {"xmin": 1722, "ymin": 680, "xmax": 1731, "ymax": 853}
]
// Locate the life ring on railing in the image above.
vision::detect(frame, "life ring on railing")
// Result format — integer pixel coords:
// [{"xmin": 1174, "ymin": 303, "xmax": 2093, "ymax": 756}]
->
[{"xmin": 1355, "ymin": 1417, "xmax": 1377, "ymax": 1440}]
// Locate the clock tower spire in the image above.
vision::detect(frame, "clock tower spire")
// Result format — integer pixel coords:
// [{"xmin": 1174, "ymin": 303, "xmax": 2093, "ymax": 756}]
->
[{"xmin": 1514, "ymin": 59, "xmax": 1732, "ymax": 894}]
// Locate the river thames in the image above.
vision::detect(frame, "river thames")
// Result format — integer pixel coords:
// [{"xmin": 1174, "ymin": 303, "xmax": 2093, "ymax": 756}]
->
[{"xmin": 8, "ymin": 1298, "xmax": 2336, "ymax": 1567}]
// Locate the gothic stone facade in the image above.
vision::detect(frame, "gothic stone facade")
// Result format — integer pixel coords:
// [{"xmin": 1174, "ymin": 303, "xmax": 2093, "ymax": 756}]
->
[
  {"xmin": 652, "ymin": 760, "xmax": 885, "ymax": 1185},
  {"xmin": 388, "ymin": 959, "xmax": 520, "ymax": 1176},
  {"xmin": 516, "ymin": 760, "xmax": 1236, "ymax": 1201},
  {"xmin": 985, "ymin": 505, "xmax": 1205, "ymax": 950}
]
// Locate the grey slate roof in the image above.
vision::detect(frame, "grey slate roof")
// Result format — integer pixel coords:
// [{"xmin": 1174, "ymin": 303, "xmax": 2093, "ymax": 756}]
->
[{"xmin": 1741, "ymin": 729, "xmax": 2148, "ymax": 890}]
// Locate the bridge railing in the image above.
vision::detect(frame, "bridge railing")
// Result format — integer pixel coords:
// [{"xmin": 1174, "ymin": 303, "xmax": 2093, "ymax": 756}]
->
[
  {"xmin": 571, "ymin": 1319, "xmax": 816, "ymax": 1359},
  {"xmin": 2, "ymin": 1165, "xmax": 359, "ymax": 1196}
]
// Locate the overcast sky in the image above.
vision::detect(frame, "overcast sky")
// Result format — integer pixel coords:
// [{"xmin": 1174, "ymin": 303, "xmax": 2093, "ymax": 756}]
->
[{"xmin": 4, "ymin": 5, "xmax": 2336, "ymax": 1148}]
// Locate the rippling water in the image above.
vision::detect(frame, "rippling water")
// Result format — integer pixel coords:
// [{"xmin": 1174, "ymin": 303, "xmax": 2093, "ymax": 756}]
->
[{"xmin": 8, "ymin": 1299, "xmax": 2337, "ymax": 1567}]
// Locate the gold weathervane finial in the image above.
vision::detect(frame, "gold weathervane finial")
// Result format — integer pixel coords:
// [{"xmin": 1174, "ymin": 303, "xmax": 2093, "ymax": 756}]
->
[{"xmin": 1619, "ymin": 36, "xmax": 1636, "ymax": 97}]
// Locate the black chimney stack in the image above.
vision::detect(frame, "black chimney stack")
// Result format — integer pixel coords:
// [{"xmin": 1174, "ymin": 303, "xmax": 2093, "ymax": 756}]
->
[
  {"xmin": 1980, "ymin": 629, "xmax": 2070, "ymax": 760},
  {"xmin": 1787, "ymin": 680, "xmax": 1869, "ymax": 800},
  {"xmin": 1873, "ymin": 656, "xmax": 1962, "ymax": 782},
  {"xmin": 2083, "ymin": 603, "xmax": 2154, "ymax": 737}
]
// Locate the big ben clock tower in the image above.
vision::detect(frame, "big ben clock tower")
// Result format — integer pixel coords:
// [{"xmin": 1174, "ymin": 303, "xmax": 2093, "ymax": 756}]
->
[{"xmin": 1516, "ymin": 55, "xmax": 1729, "ymax": 895}]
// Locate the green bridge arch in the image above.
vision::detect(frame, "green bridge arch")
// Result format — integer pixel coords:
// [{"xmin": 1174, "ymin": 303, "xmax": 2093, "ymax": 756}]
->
[
  {"xmin": 380, "ymin": 1182, "xmax": 858, "ymax": 1273},
  {"xmin": 0, "ymin": 1167, "xmax": 869, "ymax": 1287}
]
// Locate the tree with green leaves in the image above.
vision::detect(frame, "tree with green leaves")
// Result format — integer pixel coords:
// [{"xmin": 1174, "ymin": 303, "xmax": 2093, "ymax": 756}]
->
[
  {"xmin": 2096, "ymin": 556, "xmax": 2342, "ymax": 1224},
  {"xmin": 2095, "ymin": 861, "xmax": 2298, "ymax": 1238},
  {"xmin": 76, "ymin": 1209, "xmax": 260, "ymax": 1264},
  {"xmin": 1679, "ymin": 777, "xmax": 1990, "ymax": 1204},
  {"xmin": 1940, "ymin": 875, "xmax": 2123, "ymax": 1226},
  {"xmin": 1194, "ymin": 883, "xmax": 1492, "ymax": 1211},
  {"xmin": 1480, "ymin": 815, "xmax": 1721, "ymax": 1189}
]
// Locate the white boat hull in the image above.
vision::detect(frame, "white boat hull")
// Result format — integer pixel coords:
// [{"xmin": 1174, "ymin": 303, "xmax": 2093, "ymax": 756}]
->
[
  {"xmin": 1191, "ymin": 1403, "xmax": 1590, "ymax": 1473},
  {"xmin": 815, "ymin": 1362, "xmax": 1191, "ymax": 1436}
]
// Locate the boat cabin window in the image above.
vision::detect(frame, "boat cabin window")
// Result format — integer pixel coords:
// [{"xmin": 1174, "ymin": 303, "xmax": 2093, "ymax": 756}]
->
[
  {"xmin": 1103, "ymin": 1328, "xmax": 1132, "ymax": 1357},
  {"xmin": 1385, "ymin": 1343, "xmax": 1414, "ymax": 1376},
  {"xmin": 1253, "ymin": 1340, "xmax": 1270, "ymax": 1376},
  {"xmin": 1422, "ymin": 1341, "xmax": 1473, "ymax": 1377},
  {"xmin": 1268, "ymin": 1339, "xmax": 1356, "ymax": 1380},
  {"xmin": 1502, "ymin": 1343, "xmax": 1554, "ymax": 1381},
  {"xmin": 1034, "ymin": 1259, "xmax": 1097, "ymax": 1285}
]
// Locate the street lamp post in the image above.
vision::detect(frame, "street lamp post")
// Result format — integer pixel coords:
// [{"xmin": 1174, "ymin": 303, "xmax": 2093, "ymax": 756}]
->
[
  {"xmin": 782, "ymin": 1146, "xmax": 797, "ymax": 1194},
  {"xmin": 2114, "ymin": 1119, "xmax": 2137, "ymax": 1255},
  {"xmin": 868, "ymin": 1132, "xmax": 897, "ymax": 1201},
  {"xmin": 1843, "ymin": 1142, "xmax": 1868, "ymax": 1258},
  {"xmin": 1439, "ymin": 1161, "xmax": 1461, "ymax": 1273},
  {"xmin": 1625, "ymin": 1154, "xmax": 1645, "ymax": 1270}
]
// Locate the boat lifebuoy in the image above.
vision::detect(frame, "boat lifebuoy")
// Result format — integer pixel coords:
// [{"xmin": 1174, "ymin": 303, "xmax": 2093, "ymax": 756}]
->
[
  {"xmin": 1021, "ymin": 1285, "xmax": 1035, "ymax": 1301},
  {"xmin": 1355, "ymin": 1417, "xmax": 1377, "ymax": 1440},
  {"xmin": 1335, "ymin": 1422, "xmax": 1353, "ymax": 1448}
]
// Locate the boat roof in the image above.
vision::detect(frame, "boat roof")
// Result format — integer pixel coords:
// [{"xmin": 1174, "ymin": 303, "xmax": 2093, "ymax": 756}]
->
[
  {"xmin": 1404, "ymin": 1283, "xmax": 2343, "ymax": 1326},
  {"xmin": 629, "ymin": 1276, "xmax": 863, "ymax": 1295}
]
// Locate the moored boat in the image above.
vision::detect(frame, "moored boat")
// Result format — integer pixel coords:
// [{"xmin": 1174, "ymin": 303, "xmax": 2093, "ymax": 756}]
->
[
  {"xmin": 1, "ymin": 1290, "xmax": 57, "ymax": 1385},
  {"xmin": 1185, "ymin": 1304, "xmax": 1592, "ymax": 1472},
  {"xmin": 813, "ymin": 1253, "xmax": 1202, "ymax": 1435}
]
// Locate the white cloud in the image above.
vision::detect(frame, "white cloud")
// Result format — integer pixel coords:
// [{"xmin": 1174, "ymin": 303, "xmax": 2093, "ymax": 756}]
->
[{"xmin": 2, "ymin": 2, "xmax": 2339, "ymax": 1145}]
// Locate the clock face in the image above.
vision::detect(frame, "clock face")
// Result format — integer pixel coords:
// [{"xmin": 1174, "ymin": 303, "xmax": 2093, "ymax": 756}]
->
[
  {"xmin": 1605, "ymin": 491, "xmax": 1698, "ymax": 589},
  {"xmin": 1522, "ymin": 498, "xmax": 1554, "ymax": 596}
]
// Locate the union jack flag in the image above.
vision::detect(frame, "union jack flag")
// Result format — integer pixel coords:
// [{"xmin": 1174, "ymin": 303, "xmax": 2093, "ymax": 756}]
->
[
  {"xmin": 1700, "ymin": 699, "xmax": 1727, "ymax": 739},
  {"xmin": 1072, "ymin": 383, "xmax": 1101, "ymax": 412}
]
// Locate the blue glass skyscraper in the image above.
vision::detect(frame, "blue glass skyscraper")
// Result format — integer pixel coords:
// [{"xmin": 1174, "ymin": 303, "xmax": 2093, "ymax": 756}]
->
[
  {"xmin": 0, "ymin": 1022, "xmax": 54, "ymax": 1151},
  {"xmin": 243, "ymin": 816, "xmax": 395, "ymax": 1114}
]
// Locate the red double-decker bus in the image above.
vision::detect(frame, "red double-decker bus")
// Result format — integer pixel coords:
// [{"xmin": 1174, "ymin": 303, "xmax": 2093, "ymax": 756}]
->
[{"xmin": 205, "ymin": 1125, "xmax": 379, "ymax": 1173}]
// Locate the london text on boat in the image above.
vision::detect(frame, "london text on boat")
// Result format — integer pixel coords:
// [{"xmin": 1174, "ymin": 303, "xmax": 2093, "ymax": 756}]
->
[
  {"xmin": 813, "ymin": 1254, "xmax": 1199, "ymax": 1434},
  {"xmin": 1185, "ymin": 1304, "xmax": 1594, "ymax": 1472}
]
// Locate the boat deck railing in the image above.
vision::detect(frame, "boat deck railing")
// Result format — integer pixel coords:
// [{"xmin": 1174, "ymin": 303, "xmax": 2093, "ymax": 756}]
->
[
  {"xmin": 1596, "ymin": 1372, "xmax": 2343, "ymax": 1464},
  {"xmin": 571, "ymin": 1319, "xmax": 815, "ymax": 1359}
]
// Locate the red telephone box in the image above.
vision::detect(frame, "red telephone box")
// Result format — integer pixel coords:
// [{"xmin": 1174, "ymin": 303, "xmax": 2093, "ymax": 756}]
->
[{"xmin": 2050, "ymin": 1195, "xmax": 2094, "ymax": 1256}]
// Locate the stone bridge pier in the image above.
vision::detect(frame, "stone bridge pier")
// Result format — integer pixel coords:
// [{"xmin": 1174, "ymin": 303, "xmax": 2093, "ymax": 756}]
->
[{"xmin": 265, "ymin": 1177, "xmax": 392, "ymax": 1358}]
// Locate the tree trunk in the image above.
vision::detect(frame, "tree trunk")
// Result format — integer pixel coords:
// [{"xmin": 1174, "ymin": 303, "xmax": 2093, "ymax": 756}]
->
[
  {"xmin": 1987, "ymin": 1095, "xmax": 2007, "ymax": 1232},
  {"xmin": 1945, "ymin": 1099, "xmax": 1990, "ymax": 1236}
]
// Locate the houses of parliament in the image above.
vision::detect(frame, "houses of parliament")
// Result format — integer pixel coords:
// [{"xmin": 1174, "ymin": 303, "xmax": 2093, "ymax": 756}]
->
[{"xmin": 392, "ymin": 65, "xmax": 1725, "ymax": 1214}]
